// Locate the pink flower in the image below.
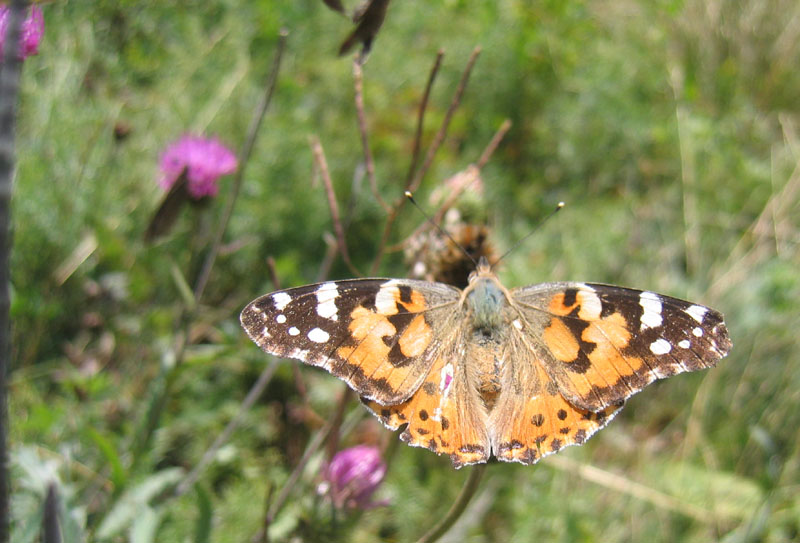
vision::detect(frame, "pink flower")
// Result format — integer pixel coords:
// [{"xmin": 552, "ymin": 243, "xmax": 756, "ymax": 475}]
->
[
  {"xmin": 0, "ymin": 5, "xmax": 44, "ymax": 60},
  {"xmin": 158, "ymin": 135, "xmax": 237, "ymax": 199},
  {"xmin": 319, "ymin": 445, "xmax": 388, "ymax": 510}
]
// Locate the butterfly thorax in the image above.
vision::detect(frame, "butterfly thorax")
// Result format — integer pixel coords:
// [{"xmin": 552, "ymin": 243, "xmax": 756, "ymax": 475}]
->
[
  {"xmin": 464, "ymin": 259, "xmax": 511, "ymax": 332},
  {"xmin": 466, "ymin": 278, "xmax": 507, "ymax": 331}
]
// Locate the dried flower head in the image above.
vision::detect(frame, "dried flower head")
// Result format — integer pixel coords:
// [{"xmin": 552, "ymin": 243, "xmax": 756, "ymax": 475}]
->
[
  {"xmin": 318, "ymin": 445, "xmax": 388, "ymax": 510},
  {"xmin": 158, "ymin": 135, "xmax": 237, "ymax": 199},
  {"xmin": 0, "ymin": 4, "xmax": 44, "ymax": 60},
  {"xmin": 406, "ymin": 218, "xmax": 497, "ymax": 289}
]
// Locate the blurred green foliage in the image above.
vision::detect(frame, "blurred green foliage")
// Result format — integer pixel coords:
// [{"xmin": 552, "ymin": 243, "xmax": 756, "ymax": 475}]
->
[{"xmin": 9, "ymin": 0, "xmax": 800, "ymax": 541}]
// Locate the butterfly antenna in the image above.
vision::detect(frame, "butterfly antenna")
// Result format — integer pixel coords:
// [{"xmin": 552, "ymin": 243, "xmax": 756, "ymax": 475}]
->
[
  {"xmin": 405, "ymin": 191, "xmax": 479, "ymax": 269},
  {"xmin": 492, "ymin": 201, "xmax": 565, "ymax": 269}
]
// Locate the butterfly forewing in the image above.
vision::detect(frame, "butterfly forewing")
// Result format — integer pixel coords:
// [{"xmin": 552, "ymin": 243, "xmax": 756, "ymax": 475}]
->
[
  {"xmin": 240, "ymin": 278, "xmax": 461, "ymax": 404},
  {"xmin": 511, "ymin": 282, "xmax": 732, "ymax": 412}
]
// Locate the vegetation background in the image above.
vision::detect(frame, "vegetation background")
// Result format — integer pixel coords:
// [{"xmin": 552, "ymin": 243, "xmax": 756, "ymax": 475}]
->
[{"xmin": 9, "ymin": 0, "xmax": 800, "ymax": 541}]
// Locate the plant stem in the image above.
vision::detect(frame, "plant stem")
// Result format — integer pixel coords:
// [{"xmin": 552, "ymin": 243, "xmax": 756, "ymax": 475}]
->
[
  {"xmin": 264, "ymin": 388, "xmax": 352, "ymax": 526},
  {"xmin": 0, "ymin": 2, "xmax": 30, "ymax": 542},
  {"xmin": 352, "ymin": 60, "xmax": 389, "ymax": 212},
  {"xmin": 131, "ymin": 29, "xmax": 289, "ymax": 471},
  {"xmin": 174, "ymin": 359, "xmax": 280, "ymax": 497},
  {"xmin": 310, "ymin": 136, "xmax": 360, "ymax": 276},
  {"xmin": 371, "ymin": 47, "xmax": 480, "ymax": 275},
  {"xmin": 193, "ymin": 29, "xmax": 288, "ymax": 302},
  {"xmin": 415, "ymin": 463, "xmax": 487, "ymax": 543},
  {"xmin": 404, "ymin": 50, "xmax": 444, "ymax": 190}
]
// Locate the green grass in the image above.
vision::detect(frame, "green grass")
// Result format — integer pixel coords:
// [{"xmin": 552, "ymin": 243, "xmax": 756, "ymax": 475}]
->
[{"xmin": 9, "ymin": 1, "xmax": 800, "ymax": 541}]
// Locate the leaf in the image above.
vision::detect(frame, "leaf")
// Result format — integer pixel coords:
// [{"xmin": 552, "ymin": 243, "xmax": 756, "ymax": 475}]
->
[
  {"xmin": 13, "ymin": 498, "xmax": 42, "ymax": 543},
  {"xmin": 321, "ymin": 0, "xmax": 346, "ymax": 14},
  {"xmin": 338, "ymin": 0, "xmax": 391, "ymax": 57},
  {"xmin": 170, "ymin": 260, "xmax": 196, "ymax": 309},
  {"xmin": 194, "ymin": 484, "xmax": 213, "ymax": 543},
  {"xmin": 145, "ymin": 170, "xmax": 190, "ymax": 243},
  {"xmin": 10, "ymin": 450, "xmax": 87, "ymax": 543},
  {"xmin": 84, "ymin": 427, "xmax": 128, "ymax": 490},
  {"xmin": 55, "ymin": 486, "xmax": 87, "ymax": 543},
  {"xmin": 13, "ymin": 446, "xmax": 60, "ymax": 495},
  {"xmin": 97, "ymin": 468, "xmax": 183, "ymax": 539},
  {"xmin": 130, "ymin": 505, "xmax": 162, "ymax": 543},
  {"xmin": 645, "ymin": 462, "xmax": 764, "ymax": 521}
]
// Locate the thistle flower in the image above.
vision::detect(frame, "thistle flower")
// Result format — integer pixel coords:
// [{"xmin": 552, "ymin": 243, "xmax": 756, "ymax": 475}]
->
[
  {"xmin": 319, "ymin": 445, "xmax": 388, "ymax": 510},
  {"xmin": 158, "ymin": 135, "xmax": 237, "ymax": 200},
  {"xmin": 0, "ymin": 4, "xmax": 44, "ymax": 60}
]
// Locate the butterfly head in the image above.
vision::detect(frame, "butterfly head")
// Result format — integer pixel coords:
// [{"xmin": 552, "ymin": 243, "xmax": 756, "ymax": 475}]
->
[{"xmin": 469, "ymin": 256, "xmax": 493, "ymax": 277}]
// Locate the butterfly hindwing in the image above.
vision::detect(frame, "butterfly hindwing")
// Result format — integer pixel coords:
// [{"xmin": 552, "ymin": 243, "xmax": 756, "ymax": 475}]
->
[
  {"xmin": 488, "ymin": 330, "xmax": 624, "ymax": 465},
  {"xmin": 362, "ymin": 324, "xmax": 492, "ymax": 468},
  {"xmin": 240, "ymin": 278, "xmax": 460, "ymax": 404},
  {"xmin": 512, "ymin": 282, "xmax": 732, "ymax": 412}
]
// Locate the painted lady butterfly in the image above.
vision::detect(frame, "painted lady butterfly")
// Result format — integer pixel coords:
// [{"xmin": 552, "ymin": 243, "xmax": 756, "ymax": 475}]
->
[{"xmin": 240, "ymin": 257, "xmax": 731, "ymax": 468}]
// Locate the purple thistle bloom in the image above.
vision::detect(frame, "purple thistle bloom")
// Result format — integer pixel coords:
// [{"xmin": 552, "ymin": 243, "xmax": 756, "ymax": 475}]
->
[
  {"xmin": 158, "ymin": 135, "xmax": 238, "ymax": 199},
  {"xmin": 319, "ymin": 445, "xmax": 388, "ymax": 510},
  {"xmin": 0, "ymin": 4, "xmax": 44, "ymax": 60}
]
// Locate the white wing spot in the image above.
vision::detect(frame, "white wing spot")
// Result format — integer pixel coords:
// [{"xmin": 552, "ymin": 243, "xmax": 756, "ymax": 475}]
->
[
  {"xmin": 678, "ymin": 339, "xmax": 691, "ymax": 349},
  {"xmin": 261, "ymin": 327, "xmax": 271, "ymax": 338},
  {"xmin": 375, "ymin": 280, "xmax": 402, "ymax": 314},
  {"xmin": 578, "ymin": 288, "xmax": 602, "ymax": 319},
  {"xmin": 650, "ymin": 338, "xmax": 672, "ymax": 355},
  {"xmin": 692, "ymin": 327, "xmax": 703, "ymax": 337},
  {"xmin": 288, "ymin": 348, "xmax": 310, "ymax": 360},
  {"xmin": 653, "ymin": 366, "xmax": 674, "ymax": 378},
  {"xmin": 276, "ymin": 314, "xmax": 286, "ymax": 324},
  {"xmin": 272, "ymin": 292, "xmax": 292, "ymax": 311},
  {"xmin": 288, "ymin": 326, "xmax": 300, "ymax": 336},
  {"xmin": 685, "ymin": 305, "xmax": 708, "ymax": 323},
  {"xmin": 315, "ymin": 282, "xmax": 339, "ymax": 321},
  {"xmin": 639, "ymin": 291, "xmax": 663, "ymax": 330},
  {"xmin": 307, "ymin": 327, "xmax": 330, "ymax": 343}
]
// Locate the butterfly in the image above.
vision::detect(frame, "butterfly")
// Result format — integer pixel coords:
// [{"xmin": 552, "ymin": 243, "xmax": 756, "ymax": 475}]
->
[{"xmin": 240, "ymin": 257, "xmax": 731, "ymax": 468}]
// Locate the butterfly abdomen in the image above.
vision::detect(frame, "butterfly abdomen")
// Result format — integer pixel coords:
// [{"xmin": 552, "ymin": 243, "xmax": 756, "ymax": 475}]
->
[{"xmin": 465, "ymin": 278, "xmax": 513, "ymax": 413}]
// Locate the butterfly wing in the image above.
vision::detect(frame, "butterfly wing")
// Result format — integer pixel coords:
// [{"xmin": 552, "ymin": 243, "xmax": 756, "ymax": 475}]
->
[
  {"xmin": 487, "ymin": 326, "xmax": 624, "ymax": 465},
  {"xmin": 361, "ymin": 322, "xmax": 492, "ymax": 468},
  {"xmin": 240, "ymin": 278, "xmax": 460, "ymax": 405},
  {"xmin": 510, "ymin": 282, "xmax": 732, "ymax": 412}
]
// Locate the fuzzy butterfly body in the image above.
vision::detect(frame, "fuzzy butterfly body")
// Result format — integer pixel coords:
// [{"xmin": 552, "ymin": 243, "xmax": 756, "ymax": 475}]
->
[{"xmin": 240, "ymin": 258, "xmax": 731, "ymax": 468}]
